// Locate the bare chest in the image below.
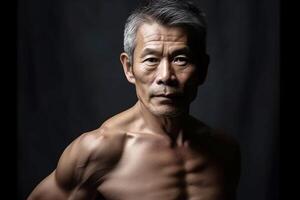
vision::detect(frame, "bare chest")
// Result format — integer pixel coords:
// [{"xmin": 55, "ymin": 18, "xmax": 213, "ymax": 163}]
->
[{"xmin": 98, "ymin": 136, "xmax": 225, "ymax": 200}]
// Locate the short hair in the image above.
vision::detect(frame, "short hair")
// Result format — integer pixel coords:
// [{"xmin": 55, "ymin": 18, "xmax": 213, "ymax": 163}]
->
[{"xmin": 123, "ymin": 0, "xmax": 207, "ymax": 65}]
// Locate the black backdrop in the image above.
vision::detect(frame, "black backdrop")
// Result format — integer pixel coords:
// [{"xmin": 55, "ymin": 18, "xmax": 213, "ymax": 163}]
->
[{"xmin": 17, "ymin": 0, "xmax": 279, "ymax": 199}]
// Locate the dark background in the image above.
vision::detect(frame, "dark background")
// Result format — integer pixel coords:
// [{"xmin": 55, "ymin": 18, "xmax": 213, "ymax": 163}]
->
[{"xmin": 17, "ymin": 0, "xmax": 279, "ymax": 199}]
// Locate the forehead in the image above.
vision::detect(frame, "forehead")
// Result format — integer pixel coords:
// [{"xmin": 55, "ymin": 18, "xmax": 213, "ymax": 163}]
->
[{"xmin": 136, "ymin": 22, "xmax": 188, "ymax": 46}]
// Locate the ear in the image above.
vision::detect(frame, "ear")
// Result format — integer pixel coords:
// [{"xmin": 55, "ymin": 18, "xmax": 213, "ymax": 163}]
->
[
  {"xmin": 198, "ymin": 54, "xmax": 210, "ymax": 85},
  {"xmin": 120, "ymin": 53, "xmax": 135, "ymax": 84}
]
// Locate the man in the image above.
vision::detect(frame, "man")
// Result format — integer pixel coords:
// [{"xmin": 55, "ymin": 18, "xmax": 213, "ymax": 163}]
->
[{"xmin": 28, "ymin": 0, "xmax": 241, "ymax": 199}]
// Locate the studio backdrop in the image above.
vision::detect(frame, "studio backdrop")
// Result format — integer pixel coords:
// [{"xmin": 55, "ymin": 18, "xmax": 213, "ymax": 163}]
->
[{"xmin": 17, "ymin": 0, "xmax": 279, "ymax": 199}]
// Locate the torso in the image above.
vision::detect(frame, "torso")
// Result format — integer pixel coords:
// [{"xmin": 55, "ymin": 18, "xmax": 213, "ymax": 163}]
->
[
  {"xmin": 75, "ymin": 105, "xmax": 240, "ymax": 200},
  {"xmin": 97, "ymin": 130, "xmax": 228, "ymax": 200}
]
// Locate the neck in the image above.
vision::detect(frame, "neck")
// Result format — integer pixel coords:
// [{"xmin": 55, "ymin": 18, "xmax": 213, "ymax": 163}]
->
[{"xmin": 135, "ymin": 101, "xmax": 190, "ymax": 145}]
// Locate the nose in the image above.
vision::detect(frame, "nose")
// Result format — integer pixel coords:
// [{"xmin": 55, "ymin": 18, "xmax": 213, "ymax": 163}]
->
[{"xmin": 156, "ymin": 59, "xmax": 177, "ymax": 85}]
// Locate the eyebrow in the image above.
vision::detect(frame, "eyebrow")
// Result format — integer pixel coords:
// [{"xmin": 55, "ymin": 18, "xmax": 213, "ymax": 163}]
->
[
  {"xmin": 170, "ymin": 47, "xmax": 191, "ymax": 57},
  {"xmin": 140, "ymin": 47, "xmax": 191, "ymax": 58},
  {"xmin": 140, "ymin": 48, "xmax": 162, "ymax": 58}
]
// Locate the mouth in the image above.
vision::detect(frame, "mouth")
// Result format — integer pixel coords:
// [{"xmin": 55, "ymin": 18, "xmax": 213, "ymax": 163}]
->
[{"xmin": 153, "ymin": 93, "xmax": 181, "ymax": 99}]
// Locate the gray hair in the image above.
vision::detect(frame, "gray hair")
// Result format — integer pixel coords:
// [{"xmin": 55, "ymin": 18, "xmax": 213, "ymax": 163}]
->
[{"xmin": 123, "ymin": 0, "xmax": 207, "ymax": 65}]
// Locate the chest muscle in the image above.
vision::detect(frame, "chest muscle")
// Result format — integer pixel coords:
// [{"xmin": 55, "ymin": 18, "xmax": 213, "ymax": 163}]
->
[{"xmin": 99, "ymin": 138, "xmax": 224, "ymax": 200}]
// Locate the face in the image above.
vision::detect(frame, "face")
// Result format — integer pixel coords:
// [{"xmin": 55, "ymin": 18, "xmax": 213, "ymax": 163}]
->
[{"xmin": 121, "ymin": 22, "xmax": 207, "ymax": 117}]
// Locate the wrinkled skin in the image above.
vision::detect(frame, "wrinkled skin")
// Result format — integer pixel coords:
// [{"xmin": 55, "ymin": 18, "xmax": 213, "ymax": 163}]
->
[{"xmin": 28, "ymin": 22, "xmax": 240, "ymax": 200}]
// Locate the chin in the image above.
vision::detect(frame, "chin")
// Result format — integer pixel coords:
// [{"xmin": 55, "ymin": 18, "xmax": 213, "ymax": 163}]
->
[{"xmin": 150, "ymin": 105, "xmax": 185, "ymax": 118}]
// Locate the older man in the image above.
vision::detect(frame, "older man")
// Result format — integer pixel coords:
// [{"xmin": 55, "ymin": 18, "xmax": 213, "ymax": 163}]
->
[{"xmin": 28, "ymin": 0, "xmax": 240, "ymax": 199}]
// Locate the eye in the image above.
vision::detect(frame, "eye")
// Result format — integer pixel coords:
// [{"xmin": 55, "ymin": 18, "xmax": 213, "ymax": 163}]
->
[
  {"xmin": 173, "ymin": 56, "xmax": 189, "ymax": 66},
  {"xmin": 143, "ymin": 57, "xmax": 160, "ymax": 66}
]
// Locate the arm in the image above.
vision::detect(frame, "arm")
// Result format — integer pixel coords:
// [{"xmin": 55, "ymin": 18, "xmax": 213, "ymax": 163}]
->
[
  {"xmin": 27, "ymin": 130, "xmax": 126, "ymax": 200},
  {"xmin": 27, "ymin": 170, "xmax": 70, "ymax": 200}
]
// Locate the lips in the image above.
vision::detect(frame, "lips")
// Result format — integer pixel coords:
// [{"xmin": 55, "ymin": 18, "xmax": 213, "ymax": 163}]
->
[{"xmin": 154, "ymin": 93, "xmax": 181, "ymax": 98}]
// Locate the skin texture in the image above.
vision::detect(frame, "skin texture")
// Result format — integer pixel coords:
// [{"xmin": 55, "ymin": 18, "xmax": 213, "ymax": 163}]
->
[{"xmin": 28, "ymin": 22, "xmax": 240, "ymax": 200}]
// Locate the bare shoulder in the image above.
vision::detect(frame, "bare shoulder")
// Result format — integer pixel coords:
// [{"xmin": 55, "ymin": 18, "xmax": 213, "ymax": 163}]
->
[
  {"xmin": 28, "ymin": 126, "xmax": 127, "ymax": 200},
  {"xmin": 187, "ymin": 116, "xmax": 240, "ymax": 154},
  {"xmin": 209, "ymin": 128, "xmax": 240, "ymax": 152},
  {"xmin": 69, "ymin": 126, "xmax": 127, "ymax": 163},
  {"xmin": 73, "ymin": 106, "xmax": 137, "ymax": 164},
  {"xmin": 187, "ymin": 117, "xmax": 241, "ymax": 196},
  {"xmin": 187, "ymin": 116, "xmax": 241, "ymax": 173},
  {"xmin": 55, "ymin": 126, "xmax": 127, "ymax": 186},
  {"xmin": 100, "ymin": 106, "xmax": 138, "ymax": 133}
]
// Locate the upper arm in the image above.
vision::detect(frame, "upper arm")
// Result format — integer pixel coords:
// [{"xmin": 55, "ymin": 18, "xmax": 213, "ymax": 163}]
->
[
  {"xmin": 28, "ymin": 130, "xmax": 126, "ymax": 200},
  {"xmin": 27, "ymin": 171, "xmax": 69, "ymax": 200},
  {"xmin": 27, "ymin": 137, "xmax": 90, "ymax": 200},
  {"xmin": 27, "ymin": 139, "xmax": 81, "ymax": 200}
]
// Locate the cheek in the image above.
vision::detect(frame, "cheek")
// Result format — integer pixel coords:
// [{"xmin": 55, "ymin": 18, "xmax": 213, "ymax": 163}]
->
[
  {"xmin": 134, "ymin": 63, "xmax": 159, "ymax": 89},
  {"xmin": 177, "ymin": 68, "xmax": 199, "ymax": 87},
  {"xmin": 133, "ymin": 63, "xmax": 157, "ymax": 84},
  {"xmin": 133, "ymin": 72, "xmax": 155, "ymax": 100}
]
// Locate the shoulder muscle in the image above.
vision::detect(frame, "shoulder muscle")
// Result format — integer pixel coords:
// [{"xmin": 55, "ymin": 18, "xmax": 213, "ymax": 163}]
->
[
  {"xmin": 28, "ymin": 128, "xmax": 126, "ymax": 199},
  {"xmin": 56, "ymin": 128, "xmax": 127, "ymax": 189}
]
